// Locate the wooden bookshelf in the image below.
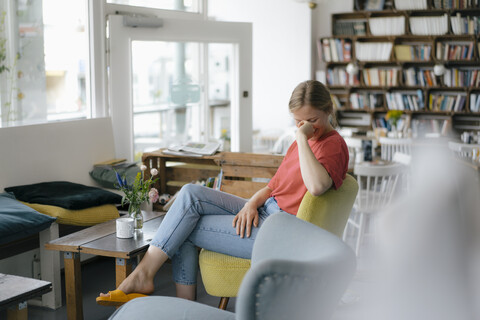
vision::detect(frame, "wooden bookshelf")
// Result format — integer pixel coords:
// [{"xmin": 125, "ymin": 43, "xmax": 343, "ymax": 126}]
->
[{"xmin": 319, "ymin": 0, "xmax": 480, "ymax": 136}]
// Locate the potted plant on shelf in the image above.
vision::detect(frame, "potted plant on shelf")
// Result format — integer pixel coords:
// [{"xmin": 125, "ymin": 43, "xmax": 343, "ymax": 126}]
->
[{"xmin": 385, "ymin": 110, "xmax": 403, "ymax": 138}]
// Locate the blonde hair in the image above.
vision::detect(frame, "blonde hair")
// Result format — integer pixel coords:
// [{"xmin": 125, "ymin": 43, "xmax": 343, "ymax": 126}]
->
[{"xmin": 288, "ymin": 80, "xmax": 337, "ymax": 127}]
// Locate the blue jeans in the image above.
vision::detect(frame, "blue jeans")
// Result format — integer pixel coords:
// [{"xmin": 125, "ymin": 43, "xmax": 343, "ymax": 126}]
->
[{"xmin": 150, "ymin": 183, "xmax": 285, "ymax": 285}]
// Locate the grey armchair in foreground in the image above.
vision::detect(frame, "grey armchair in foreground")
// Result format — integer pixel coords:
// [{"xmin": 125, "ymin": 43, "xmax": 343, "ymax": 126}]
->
[{"xmin": 108, "ymin": 212, "xmax": 357, "ymax": 320}]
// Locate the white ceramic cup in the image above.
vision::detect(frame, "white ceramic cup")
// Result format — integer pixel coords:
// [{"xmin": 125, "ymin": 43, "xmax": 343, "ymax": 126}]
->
[{"xmin": 116, "ymin": 218, "xmax": 135, "ymax": 239}]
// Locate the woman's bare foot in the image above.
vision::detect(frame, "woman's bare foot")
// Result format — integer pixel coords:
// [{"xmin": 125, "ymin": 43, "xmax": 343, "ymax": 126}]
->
[
  {"xmin": 99, "ymin": 245, "xmax": 168, "ymax": 297},
  {"xmin": 99, "ymin": 268, "xmax": 155, "ymax": 297}
]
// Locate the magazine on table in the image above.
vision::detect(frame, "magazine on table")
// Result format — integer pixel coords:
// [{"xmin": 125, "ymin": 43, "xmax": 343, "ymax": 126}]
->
[{"xmin": 163, "ymin": 141, "xmax": 221, "ymax": 157}]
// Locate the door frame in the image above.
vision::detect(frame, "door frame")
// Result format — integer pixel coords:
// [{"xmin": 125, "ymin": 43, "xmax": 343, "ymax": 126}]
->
[{"xmin": 108, "ymin": 14, "xmax": 252, "ymax": 161}]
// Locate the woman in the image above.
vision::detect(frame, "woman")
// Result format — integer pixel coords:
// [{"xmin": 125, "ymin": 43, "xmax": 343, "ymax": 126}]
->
[{"xmin": 97, "ymin": 80, "xmax": 349, "ymax": 305}]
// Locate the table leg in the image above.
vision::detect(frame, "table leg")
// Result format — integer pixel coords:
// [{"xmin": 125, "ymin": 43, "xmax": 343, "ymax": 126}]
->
[
  {"xmin": 64, "ymin": 252, "xmax": 83, "ymax": 320},
  {"xmin": 7, "ymin": 301, "xmax": 27, "ymax": 320},
  {"xmin": 115, "ymin": 258, "xmax": 134, "ymax": 288}
]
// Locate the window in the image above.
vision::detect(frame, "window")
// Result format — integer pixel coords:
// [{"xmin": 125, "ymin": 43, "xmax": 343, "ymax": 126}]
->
[
  {"xmin": 0, "ymin": 0, "xmax": 90, "ymax": 127},
  {"xmin": 106, "ymin": 0, "xmax": 200, "ymax": 12}
]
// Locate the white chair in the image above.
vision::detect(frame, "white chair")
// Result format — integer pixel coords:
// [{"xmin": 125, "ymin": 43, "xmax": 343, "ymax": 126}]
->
[
  {"xmin": 343, "ymin": 137, "xmax": 362, "ymax": 170},
  {"xmin": 379, "ymin": 137, "xmax": 412, "ymax": 162},
  {"xmin": 343, "ymin": 162, "xmax": 405, "ymax": 256},
  {"xmin": 448, "ymin": 141, "xmax": 480, "ymax": 162},
  {"xmin": 344, "ymin": 137, "xmax": 377, "ymax": 169},
  {"xmin": 392, "ymin": 152, "xmax": 412, "ymax": 193}
]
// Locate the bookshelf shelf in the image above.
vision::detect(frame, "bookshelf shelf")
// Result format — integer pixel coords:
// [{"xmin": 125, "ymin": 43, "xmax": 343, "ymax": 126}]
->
[{"xmin": 319, "ymin": 2, "xmax": 480, "ymax": 136}]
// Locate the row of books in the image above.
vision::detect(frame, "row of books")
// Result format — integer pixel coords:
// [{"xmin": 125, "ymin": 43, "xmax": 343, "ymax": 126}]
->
[
  {"xmin": 350, "ymin": 92, "xmax": 385, "ymax": 110},
  {"xmin": 443, "ymin": 68, "xmax": 480, "ymax": 87},
  {"xmin": 411, "ymin": 118, "xmax": 451, "ymax": 137},
  {"xmin": 394, "ymin": 44, "xmax": 432, "ymax": 61},
  {"xmin": 355, "ymin": 42, "xmax": 393, "ymax": 61},
  {"xmin": 362, "ymin": 68, "xmax": 400, "ymax": 86},
  {"xmin": 409, "ymin": 14, "xmax": 449, "ymax": 36},
  {"xmin": 331, "ymin": 94, "xmax": 344, "ymax": 109},
  {"xmin": 436, "ymin": 42, "xmax": 475, "ymax": 60},
  {"xmin": 319, "ymin": 38, "xmax": 352, "ymax": 63},
  {"xmin": 205, "ymin": 169, "xmax": 223, "ymax": 191},
  {"xmin": 433, "ymin": 0, "xmax": 480, "ymax": 9},
  {"xmin": 333, "ymin": 20, "xmax": 366, "ymax": 36},
  {"xmin": 368, "ymin": 16, "xmax": 405, "ymax": 36},
  {"xmin": 403, "ymin": 68, "xmax": 439, "ymax": 86},
  {"xmin": 371, "ymin": 117, "xmax": 408, "ymax": 132},
  {"xmin": 385, "ymin": 91, "xmax": 425, "ymax": 111},
  {"xmin": 394, "ymin": 0, "xmax": 427, "ymax": 10},
  {"xmin": 371, "ymin": 115, "xmax": 451, "ymax": 137},
  {"xmin": 327, "ymin": 68, "xmax": 360, "ymax": 86},
  {"xmin": 428, "ymin": 93, "xmax": 467, "ymax": 111},
  {"xmin": 451, "ymin": 14, "xmax": 480, "ymax": 35},
  {"xmin": 470, "ymin": 93, "xmax": 480, "ymax": 112}
]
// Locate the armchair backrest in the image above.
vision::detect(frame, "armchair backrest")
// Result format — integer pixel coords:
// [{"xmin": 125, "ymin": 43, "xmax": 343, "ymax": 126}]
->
[
  {"xmin": 296, "ymin": 174, "xmax": 359, "ymax": 238},
  {"xmin": 236, "ymin": 212, "xmax": 356, "ymax": 320}
]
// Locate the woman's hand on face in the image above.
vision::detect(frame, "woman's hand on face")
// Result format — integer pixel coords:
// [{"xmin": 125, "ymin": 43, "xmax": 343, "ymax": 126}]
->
[
  {"xmin": 296, "ymin": 120, "xmax": 315, "ymax": 140},
  {"xmin": 232, "ymin": 202, "xmax": 259, "ymax": 238}
]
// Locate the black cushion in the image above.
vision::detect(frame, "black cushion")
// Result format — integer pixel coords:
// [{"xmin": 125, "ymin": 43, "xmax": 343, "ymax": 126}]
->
[
  {"xmin": 0, "ymin": 193, "xmax": 57, "ymax": 245},
  {"xmin": 5, "ymin": 181, "xmax": 122, "ymax": 210}
]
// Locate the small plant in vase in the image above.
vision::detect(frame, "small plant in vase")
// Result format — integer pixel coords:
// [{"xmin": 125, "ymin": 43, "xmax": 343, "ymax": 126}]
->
[
  {"xmin": 385, "ymin": 110, "xmax": 403, "ymax": 137},
  {"xmin": 115, "ymin": 165, "xmax": 159, "ymax": 230}
]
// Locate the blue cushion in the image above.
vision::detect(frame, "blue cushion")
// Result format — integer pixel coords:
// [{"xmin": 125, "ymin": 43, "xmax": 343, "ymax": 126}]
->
[{"xmin": 0, "ymin": 193, "xmax": 57, "ymax": 245}]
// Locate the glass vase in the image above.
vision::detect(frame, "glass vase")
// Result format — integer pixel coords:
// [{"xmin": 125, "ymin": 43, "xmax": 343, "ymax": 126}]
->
[{"xmin": 128, "ymin": 203, "xmax": 144, "ymax": 231}]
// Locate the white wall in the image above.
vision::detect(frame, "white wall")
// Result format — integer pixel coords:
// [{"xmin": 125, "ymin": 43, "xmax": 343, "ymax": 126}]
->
[
  {"xmin": 209, "ymin": 0, "xmax": 312, "ymax": 134},
  {"xmin": 0, "ymin": 118, "xmax": 116, "ymax": 190}
]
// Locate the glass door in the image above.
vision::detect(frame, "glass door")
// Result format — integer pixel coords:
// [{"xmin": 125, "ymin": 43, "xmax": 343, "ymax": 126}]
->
[{"xmin": 108, "ymin": 14, "xmax": 252, "ymax": 161}]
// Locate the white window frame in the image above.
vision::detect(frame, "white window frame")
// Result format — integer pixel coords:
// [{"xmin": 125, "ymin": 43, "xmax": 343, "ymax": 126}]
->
[{"xmin": 104, "ymin": 8, "xmax": 252, "ymax": 161}]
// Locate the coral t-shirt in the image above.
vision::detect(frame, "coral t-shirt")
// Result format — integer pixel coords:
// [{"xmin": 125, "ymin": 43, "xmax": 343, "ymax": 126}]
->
[{"xmin": 267, "ymin": 130, "xmax": 348, "ymax": 215}]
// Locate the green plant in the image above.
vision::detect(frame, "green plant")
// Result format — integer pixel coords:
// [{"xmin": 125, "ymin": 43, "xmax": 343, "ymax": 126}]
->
[
  {"xmin": 385, "ymin": 110, "xmax": 403, "ymax": 128},
  {"xmin": 115, "ymin": 165, "xmax": 160, "ymax": 210}
]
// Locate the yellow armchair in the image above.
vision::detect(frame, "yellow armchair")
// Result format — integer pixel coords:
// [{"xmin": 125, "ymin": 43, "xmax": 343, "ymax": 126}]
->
[{"xmin": 199, "ymin": 174, "xmax": 359, "ymax": 309}]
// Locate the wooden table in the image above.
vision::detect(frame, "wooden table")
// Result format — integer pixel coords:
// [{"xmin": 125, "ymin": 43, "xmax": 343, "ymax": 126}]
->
[
  {"xmin": 45, "ymin": 211, "xmax": 165, "ymax": 320},
  {"xmin": 0, "ymin": 273, "xmax": 52, "ymax": 320}
]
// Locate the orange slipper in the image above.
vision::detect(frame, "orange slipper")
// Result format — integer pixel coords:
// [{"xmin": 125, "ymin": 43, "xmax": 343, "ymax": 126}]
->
[{"xmin": 96, "ymin": 289, "xmax": 148, "ymax": 307}]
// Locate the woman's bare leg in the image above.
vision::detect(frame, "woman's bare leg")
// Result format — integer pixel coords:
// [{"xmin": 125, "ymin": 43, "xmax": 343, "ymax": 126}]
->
[
  {"xmin": 175, "ymin": 283, "xmax": 197, "ymax": 300},
  {"xmin": 100, "ymin": 245, "xmax": 168, "ymax": 296}
]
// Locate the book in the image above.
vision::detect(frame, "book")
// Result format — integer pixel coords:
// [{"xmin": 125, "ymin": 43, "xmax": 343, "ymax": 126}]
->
[
  {"xmin": 394, "ymin": 45, "xmax": 412, "ymax": 61},
  {"xmin": 343, "ymin": 41, "xmax": 352, "ymax": 61},
  {"xmin": 322, "ymin": 38, "xmax": 331, "ymax": 62}
]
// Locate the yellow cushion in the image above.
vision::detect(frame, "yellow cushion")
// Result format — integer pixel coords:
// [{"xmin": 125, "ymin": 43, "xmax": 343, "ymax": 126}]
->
[
  {"xmin": 21, "ymin": 202, "xmax": 120, "ymax": 226},
  {"xmin": 199, "ymin": 249, "xmax": 250, "ymax": 297},
  {"xmin": 199, "ymin": 174, "xmax": 359, "ymax": 298}
]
